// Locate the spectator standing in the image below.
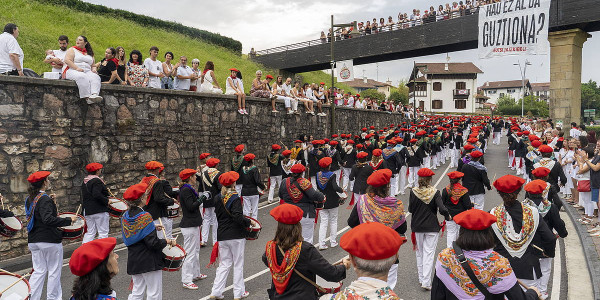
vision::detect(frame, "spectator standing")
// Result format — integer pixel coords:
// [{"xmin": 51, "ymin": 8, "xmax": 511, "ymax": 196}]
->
[
  {"xmin": 115, "ymin": 46, "xmax": 127, "ymax": 85},
  {"xmin": 126, "ymin": 50, "xmax": 149, "ymax": 87},
  {"xmin": 365, "ymin": 21, "xmax": 372, "ymax": 34},
  {"xmin": 437, "ymin": 5, "xmax": 446, "ymax": 21},
  {"xmin": 143, "ymin": 46, "xmax": 163, "ymax": 89},
  {"xmin": 190, "ymin": 58, "xmax": 201, "ymax": 92},
  {"xmin": 43, "ymin": 35, "xmax": 68, "ymax": 74},
  {"xmin": 0, "ymin": 23, "xmax": 23, "ymax": 76},
  {"xmin": 371, "ymin": 18, "xmax": 378, "ymax": 33},
  {"xmin": 225, "ymin": 68, "xmax": 247, "ymax": 114},
  {"xmin": 63, "ymin": 35, "xmax": 102, "ymax": 103},
  {"xmin": 161, "ymin": 52, "xmax": 174, "ymax": 89},
  {"xmin": 199, "ymin": 61, "xmax": 222, "ymax": 93},
  {"xmin": 172, "ymin": 56, "xmax": 196, "ymax": 91},
  {"xmin": 387, "ymin": 16, "xmax": 395, "ymax": 31},
  {"xmin": 96, "ymin": 47, "xmax": 119, "ymax": 84},
  {"xmin": 320, "ymin": 31, "xmax": 327, "ymax": 43}
]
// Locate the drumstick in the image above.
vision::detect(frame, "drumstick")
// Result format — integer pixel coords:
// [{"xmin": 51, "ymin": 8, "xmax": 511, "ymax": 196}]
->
[
  {"xmin": 107, "ymin": 188, "xmax": 118, "ymax": 199},
  {"xmin": 0, "ymin": 268, "xmax": 20, "ymax": 277},
  {"xmin": 0, "ymin": 193, "xmax": 4, "ymax": 210},
  {"xmin": 75, "ymin": 204, "xmax": 82, "ymax": 216},
  {"xmin": 0, "ymin": 271, "xmax": 31, "ymax": 296}
]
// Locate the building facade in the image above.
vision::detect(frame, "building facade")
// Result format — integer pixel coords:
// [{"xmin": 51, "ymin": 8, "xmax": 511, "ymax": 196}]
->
[
  {"xmin": 345, "ymin": 77, "xmax": 393, "ymax": 98},
  {"xmin": 480, "ymin": 80, "xmax": 532, "ymax": 104},
  {"xmin": 531, "ymin": 82, "xmax": 550, "ymax": 103}
]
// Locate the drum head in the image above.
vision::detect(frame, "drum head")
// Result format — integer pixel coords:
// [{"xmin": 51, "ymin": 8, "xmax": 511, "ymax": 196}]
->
[
  {"xmin": 110, "ymin": 199, "xmax": 128, "ymax": 210},
  {"xmin": 1, "ymin": 217, "xmax": 22, "ymax": 230},
  {"xmin": 162, "ymin": 245, "xmax": 185, "ymax": 257},
  {"xmin": 168, "ymin": 203, "xmax": 180, "ymax": 209},
  {"xmin": 59, "ymin": 213, "xmax": 84, "ymax": 230},
  {"xmin": 0, "ymin": 273, "xmax": 30, "ymax": 299},
  {"xmin": 316, "ymin": 275, "xmax": 342, "ymax": 290}
]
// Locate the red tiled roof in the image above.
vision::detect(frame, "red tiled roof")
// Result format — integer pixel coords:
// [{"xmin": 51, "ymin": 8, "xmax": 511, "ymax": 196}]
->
[
  {"xmin": 416, "ymin": 63, "xmax": 483, "ymax": 75},
  {"xmin": 345, "ymin": 78, "xmax": 393, "ymax": 89},
  {"xmin": 481, "ymin": 80, "xmax": 530, "ymax": 89}
]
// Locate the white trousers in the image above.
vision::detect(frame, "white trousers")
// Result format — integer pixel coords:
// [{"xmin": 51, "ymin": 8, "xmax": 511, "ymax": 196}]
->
[
  {"xmin": 389, "ymin": 174, "xmax": 399, "ymax": 196},
  {"xmin": 342, "ymin": 167, "xmax": 353, "ymax": 191},
  {"xmin": 432, "ymin": 154, "xmax": 439, "ymax": 169},
  {"xmin": 300, "ymin": 216, "xmax": 315, "ymax": 244},
  {"xmin": 211, "ymin": 239, "xmax": 246, "ymax": 298},
  {"xmin": 268, "ymin": 175, "xmax": 282, "ymax": 202},
  {"xmin": 82, "ymin": 211, "xmax": 109, "ymax": 243},
  {"xmin": 493, "ymin": 132, "xmax": 501, "ymax": 145},
  {"xmin": 235, "ymin": 184, "xmax": 242, "ymax": 195},
  {"xmin": 451, "ymin": 149, "xmax": 460, "ymax": 167},
  {"xmin": 242, "ymin": 195, "xmax": 259, "ymax": 220},
  {"xmin": 181, "ymin": 227, "xmax": 201, "ymax": 284},
  {"xmin": 470, "ymin": 194, "xmax": 485, "ymax": 210},
  {"xmin": 398, "ymin": 166, "xmax": 407, "ymax": 194},
  {"xmin": 515, "ymin": 157, "xmax": 525, "ymax": 175},
  {"xmin": 446, "ymin": 220, "xmax": 460, "ymax": 248},
  {"xmin": 154, "ymin": 217, "xmax": 173, "ymax": 239},
  {"xmin": 29, "ymin": 242, "xmax": 63, "ymax": 300},
  {"xmin": 201, "ymin": 207, "xmax": 218, "ymax": 245},
  {"xmin": 407, "ymin": 166, "xmax": 419, "ymax": 188},
  {"xmin": 318, "ymin": 208, "xmax": 339, "ymax": 246},
  {"xmin": 509, "ymin": 151, "xmax": 515, "ymax": 168},
  {"xmin": 65, "ymin": 69, "xmax": 101, "ymax": 99},
  {"xmin": 128, "ymin": 270, "xmax": 162, "ymax": 300},
  {"xmin": 519, "ymin": 270, "xmax": 541, "ymax": 293},
  {"xmin": 388, "ymin": 263, "xmax": 398, "ymax": 289},
  {"xmin": 539, "ymin": 257, "xmax": 552, "ymax": 295},
  {"xmin": 415, "ymin": 232, "xmax": 439, "ymax": 288},
  {"xmin": 310, "ymin": 176, "xmax": 317, "ymax": 188}
]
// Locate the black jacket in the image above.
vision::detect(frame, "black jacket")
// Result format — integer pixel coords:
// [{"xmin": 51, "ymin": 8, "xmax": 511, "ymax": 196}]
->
[
  {"xmin": 308, "ymin": 149, "xmax": 326, "ymax": 177},
  {"xmin": 448, "ymin": 134, "xmax": 463, "ymax": 150},
  {"xmin": 27, "ymin": 193, "xmax": 72, "ymax": 243},
  {"xmin": 408, "ymin": 190, "xmax": 450, "ymax": 233},
  {"xmin": 406, "ymin": 145, "xmax": 425, "ymax": 167},
  {"xmin": 197, "ymin": 168, "xmax": 221, "ymax": 208},
  {"xmin": 327, "ymin": 149, "xmax": 342, "ymax": 172},
  {"xmin": 125, "ymin": 206, "xmax": 167, "ymax": 275},
  {"xmin": 441, "ymin": 187, "xmax": 473, "ymax": 218},
  {"xmin": 81, "ymin": 177, "xmax": 110, "ymax": 216},
  {"xmin": 262, "ymin": 242, "xmax": 346, "ymax": 300},
  {"xmin": 461, "ymin": 162, "xmax": 491, "ymax": 196},
  {"xmin": 315, "ymin": 171, "xmax": 344, "ymax": 209},
  {"xmin": 524, "ymin": 194, "xmax": 568, "ymax": 239},
  {"xmin": 341, "ymin": 148, "xmax": 357, "ymax": 169},
  {"xmin": 143, "ymin": 175, "xmax": 178, "ymax": 220},
  {"xmin": 179, "ymin": 185, "xmax": 202, "ymax": 228},
  {"xmin": 267, "ymin": 152, "xmax": 284, "ymax": 177},
  {"xmin": 382, "ymin": 148, "xmax": 402, "ymax": 174},
  {"xmin": 349, "ymin": 163, "xmax": 373, "ymax": 194},
  {"xmin": 215, "ymin": 192, "xmax": 250, "ymax": 241},
  {"xmin": 241, "ymin": 165, "xmax": 266, "ymax": 196},
  {"xmin": 279, "ymin": 177, "xmax": 325, "ymax": 218}
]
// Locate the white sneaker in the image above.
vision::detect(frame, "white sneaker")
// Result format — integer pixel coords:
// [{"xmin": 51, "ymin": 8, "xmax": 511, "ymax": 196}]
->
[
  {"xmin": 318, "ymin": 245, "xmax": 329, "ymax": 251},
  {"xmin": 89, "ymin": 94, "xmax": 103, "ymax": 102},
  {"xmin": 238, "ymin": 109, "xmax": 244, "ymax": 114},
  {"xmin": 235, "ymin": 291, "xmax": 250, "ymax": 299},
  {"xmin": 330, "ymin": 242, "xmax": 338, "ymax": 248},
  {"xmin": 193, "ymin": 274, "xmax": 208, "ymax": 281},
  {"xmin": 85, "ymin": 98, "xmax": 94, "ymax": 105},
  {"xmin": 182, "ymin": 282, "xmax": 198, "ymax": 290},
  {"xmin": 588, "ymin": 225, "xmax": 600, "ymax": 233}
]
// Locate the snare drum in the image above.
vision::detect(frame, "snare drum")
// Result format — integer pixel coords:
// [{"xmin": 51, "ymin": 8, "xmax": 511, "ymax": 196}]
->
[
  {"xmin": 108, "ymin": 198, "xmax": 128, "ymax": 218},
  {"xmin": 245, "ymin": 216, "xmax": 262, "ymax": 240},
  {"xmin": 162, "ymin": 244, "xmax": 186, "ymax": 272},
  {"xmin": 0, "ymin": 216, "xmax": 22, "ymax": 238},
  {"xmin": 58, "ymin": 212, "xmax": 86, "ymax": 240},
  {"xmin": 316, "ymin": 275, "xmax": 343, "ymax": 295},
  {"xmin": 0, "ymin": 272, "xmax": 31, "ymax": 300},
  {"xmin": 167, "ymin": 201, "xmax": 180, "ymax": 219}
]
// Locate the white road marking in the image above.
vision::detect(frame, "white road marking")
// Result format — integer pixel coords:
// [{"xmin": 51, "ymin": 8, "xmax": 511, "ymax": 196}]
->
[
  {"xmin": 433, "ymin": 163, "xmax": 452, "ymax": 188},
  {"xmin": 550, "ymin": 238, "xmax": 562, "ymax": 300}
]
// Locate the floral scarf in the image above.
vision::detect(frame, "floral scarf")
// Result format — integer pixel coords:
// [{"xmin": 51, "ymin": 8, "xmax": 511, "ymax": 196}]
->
[
  {"xmin": 523, "ymin": 194, "xmax": 552, "ymax": 217},
  {"xmin": 369, "ymin": 158, "xmax": 383, "ymax": 170},
  {"xmin": 265, "ymin": 241, "xmax": 302, "ymax": 295},
  {"xmin": 413, "ymin": 186, "xmax": 437, "ymax": 204},
  {"xmin": 140, "ymin": 175, "xmax": 160, "ymax": 206},
  {"xmin": 324, "ymin": 278, "xmax": 400, "ymax": 300},
  {"xmin": 357, "ymin": 194, "xmax": 405, "ymax": 229},
  {"xmin": 490, "ymin": 203, "xmax": 539, "ymax": 258},
  {"xmin": 231, "ymin": 155, "xmax": 244, "ymax": 172},
  {"xmin": 121, "ymin": 210, "xmax": 155, "ymax": 246},
  {"xmin": 534, "ymin": 158, "xmax": 556, "ymax": 172},
  {"xmin": 285, "ymin": 178, "xmax": 312, "ymax": 203},
  {"xmin": 446, "ymin": 183, "xmax": 468, "ymax": 205}
]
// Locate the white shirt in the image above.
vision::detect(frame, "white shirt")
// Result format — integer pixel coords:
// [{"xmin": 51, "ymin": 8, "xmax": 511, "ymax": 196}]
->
[
  {"xmin": 173, "ymin": 65, "xmax": 192, "ymax": 90},
  {"xmin": 0, "ymin": 32, "xmax": 23, "ymax": 73},
  {"xmin": 570, "ymin": 128, "xmax": 581, "ymax": 139},
  {"xmin": 282, "ymin": 83, "xmax": 292, "ymax": 96},
  {"xmin": 51, "ymin": 49, "xmax": 66, "ymax": 73},
  {"xmin": 143, "ymin": 58, "xmax": 163, "ymax": 88}
]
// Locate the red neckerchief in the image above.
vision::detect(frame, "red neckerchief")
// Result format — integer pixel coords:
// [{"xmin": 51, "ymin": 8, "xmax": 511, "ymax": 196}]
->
[
  {"xmin": 108, "ymin": 58, "xmax": 119, "ymax": 66},
  {"xmin": 370, "ymin": 158, "xmax": 383, "ymax": 170},
  {"xmin": 73, "ymin": 46, "xmax": 87, "ymax": 54}
]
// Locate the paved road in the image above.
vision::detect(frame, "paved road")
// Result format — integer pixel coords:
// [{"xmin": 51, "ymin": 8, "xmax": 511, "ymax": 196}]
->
[{"xmin": 24, "ymin": 136, "xmax": 571, "ymax": 299}]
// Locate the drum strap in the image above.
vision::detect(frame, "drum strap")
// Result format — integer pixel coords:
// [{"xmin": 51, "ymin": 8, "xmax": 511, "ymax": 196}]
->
[
  {"xmin": 277, "ymin": 246, "xmax": 327, "ymax": 295},
  {"xmin": 452, "ymin": 242, "xmax": 496, "ymax": 299}
]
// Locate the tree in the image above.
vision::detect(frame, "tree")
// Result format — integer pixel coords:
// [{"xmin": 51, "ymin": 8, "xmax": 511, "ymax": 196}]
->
[
  {"xmin": 360, "ymin": 89, "xmax": 386, "ymax": 102},
  {"xmin": 496, "ymin": 94, "xmax": 516, "ymax": 108},
  {"xmin": 582, "ymin": 80, "xmax": 600, "ymax": 117},
  {"xmin": 389, "ymin": 80, "xmax": 409, "ymax": 104}
]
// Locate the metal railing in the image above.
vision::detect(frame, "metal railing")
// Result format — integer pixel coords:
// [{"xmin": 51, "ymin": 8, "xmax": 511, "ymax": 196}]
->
[{"xmin": 254, "ymin": 7, "xmax": 480, "ymax": 56}]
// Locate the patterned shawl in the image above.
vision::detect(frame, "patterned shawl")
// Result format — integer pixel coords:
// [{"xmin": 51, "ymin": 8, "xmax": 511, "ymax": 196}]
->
[
  {"xmin": 290, "ymin": 147, "xmax": 302, "ymax": 160},
  {"xmin": 490, "ymin": 203, "xmax": 540, "ymax": 258},
  {"xmin": 357, "ymin": 194, "xmax": 406, "ymax": 229},
  {"xmin": 523, "ymin": 194, "xmax": 552, "ymax": 217},
  {"xmin": 265, "ymin": 241, "xmax": 302, "ymax": 295},
  {"xmin": 534, "ymin": 158, "xmax": 556, "ymax": 172},
  {"xmin": 316, "ymin": 171, "xmax": 334, "ymax": 190},
  {"xmin": 435, "ymin": 248, "xmax": 517, "ymax": 299},
  {"xmin": 382, "ymin": 147, "xmax": 397, "ymax": 160},
  {"xmin": 285, "ymin": 178, "xmax": 312, "ymax": 203},
  {"xmin": 268, "ymin": 152, "xmax": 281, "ymax": 166},
  {"xmin": 413, "ymin": 186, "xmax": 437, "ymax": 204},
  {"xmin": 121, "ymin": 210, "xmax": 155, "ymax": 246},
  {"xmin": 369, "ymin": 158, "xmax": 383, "ymax": 170},
  {"xmin": 446, "ymin": 183, "xmax": 468, "ymax": 205},
  {"xmin": 231, "ymin": 155, "xmax": 244, "ymax": 172},
  {"xmin": 324, "ymin": 278, "xmax": 400, "ymax": 300},
  {"xmin": 140, "ymin": 175, "xmax": 160, "ymax": 206}
]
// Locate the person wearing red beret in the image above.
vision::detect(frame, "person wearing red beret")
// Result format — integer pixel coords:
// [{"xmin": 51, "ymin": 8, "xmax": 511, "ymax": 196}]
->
[
  {"xmin": 69, "ymin": 237, "xmax": 119, "ymax": 300},
  {"xmin": 231, "ymin": 144, "xmax": 247, "ymax": 195},
  {"xmin": 515, "ymin": 131, "xmax": 529, "ymax": 176},
  {"xmin": 291, "ymin": 138, "xmax": 307, "ymax": 167},
  {"xmin": 507, "ymin": 127, "xmax": 521, "ymax": 170},
  {"xmin": 392, "ymin": 137, "xmax": 410, "ymax": 195},
  {"xmin": 178, "ymin": 169, "xmax": 208, "ymax": 289},
  {"xmin": 530, "ymin": 167, "xmax": 563, "ymax": 210},
  {"xmin": 347, "ymin": 169, "xmax": 407, "ymax": 289},
  {"xmin": 405, "ymin": 138, "xmax": 425, "ymax": 189},
  {"xmin": 340, "ymin": 138, "xmax": 357, "ymax": 195},
  {"xmin": 533, "ymin": 144, "xmax": 567, "ymax": 198},
  {"xmin": 369, "ymin": 149, "xmax": 389, "ymax": 173},
  {"xmin": 267, "ymin": 145, "xmax": 285, "ymax": 204},
  {"xmin": 26, "ymin": 171, "xmax": 75, "ymax": 300},
  {"xmin": 349, "ymin": 151, "xmax": 375, "ymax": 208},
  {"xmin": 490, "ymin": 175, "xmax": 556, "ymax": 294},
  {"xmin": 240, "ymin": 153, "xmax": 266, "ymax": 220},
  {"xmin": 430, "ymin": 132, "xmax": 443, "ymax": 170},
  {"xmin": 459, "ymin": 151, "xmax": 491, "ymax": 210},
  {"xmin": 279, "ymin": 164, "xmax": 325, "ymax": 244},
  {"xmin": 381, "ymin": 140, "xmax": 403, "ymax": 197},
  {"xmin": 210, "ymin": 171, "xmax": 254, "ymax": 299},
  {"xmin": 448, "ymin": 127, "xmax": 464, "ymax": 168},
  {"xmin": 197, "ymin": 158, "xmax": 222, "ymax": 247},
  {"xmin": 315, "ymin": 157, "xmax": 345, "ymax": 250},
  {"xmin": 280, "ymin": 149, "xmax": 296, "ymax": 179},
  {"xmin": 140, "ymin": 161, "xmax": 179, "ymax": 240},
  {"xmin": 325, "ymin": 141, "xmax": 343, "ymax": 181},
  {"xmin": 492, "ymin": 117, "xmax": 504, "ymax": 145},
  {"xmin": 431, "ymin": 209, "xmax": 542, "ymax": 300},
  {"xmin": 263, "ymin": 204, "xmax": 349, "ymax": 299},
  {"xmin": 307, "ymin": 140, "xmax": 327, "ymax": 187},
  {"xmin": 408, "ymin": 168, "xmax": 450, "ymax": 290},
  {"xmin": 441, "ymin": 171, "xmax": 473, "ymax": 248},
  {"xmin": 121, "ymin": 182, "xmax": 176, "ymax": 300},
  {"xmin": 81, "ymin": 162, "xmax": 111, "ymax": 244}
]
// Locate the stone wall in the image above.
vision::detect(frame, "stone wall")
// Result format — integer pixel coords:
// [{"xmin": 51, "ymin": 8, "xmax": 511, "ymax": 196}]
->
[{"xmin": 0, "ymin": 76, "xmax": 405, "ymax": 258}]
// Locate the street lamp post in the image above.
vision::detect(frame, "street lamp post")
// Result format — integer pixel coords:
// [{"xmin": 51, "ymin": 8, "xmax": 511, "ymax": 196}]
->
[
  {"xmin": 330, "ymin": 15, "xmax": 357, "ymax": 134},
  {"xmin": 514, "ymin": 60, "xmax": 532, "ymax": 118}
]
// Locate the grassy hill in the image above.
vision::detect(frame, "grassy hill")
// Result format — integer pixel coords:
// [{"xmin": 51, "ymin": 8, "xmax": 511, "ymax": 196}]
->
[{"xmin": 0, "ymin": 0, "xmax": 353, "ymax": 93}]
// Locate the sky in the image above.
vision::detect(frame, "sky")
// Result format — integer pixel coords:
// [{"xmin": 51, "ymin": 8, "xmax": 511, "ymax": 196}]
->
[{"xmin": 85, "ymin": 0, "xmax": 600, "ymax": 87}]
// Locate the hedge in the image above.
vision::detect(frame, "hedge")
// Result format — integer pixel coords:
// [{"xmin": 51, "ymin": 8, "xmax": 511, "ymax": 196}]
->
[
  {"xmin": 36, "ymin": 0, "xmax": 243, "ymax": 54},
  {"xmin": 497, "ymin": 105, "xmax": 547, "ymax": 117}
]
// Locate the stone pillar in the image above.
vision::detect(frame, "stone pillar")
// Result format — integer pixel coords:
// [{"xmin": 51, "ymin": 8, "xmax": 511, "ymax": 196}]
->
[{"xmin": 548, "ymin": 29, "xmax": 590, "ymax": 134}]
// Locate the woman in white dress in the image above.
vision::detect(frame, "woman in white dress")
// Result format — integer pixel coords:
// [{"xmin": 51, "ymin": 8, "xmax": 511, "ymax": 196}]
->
[
  {"xmin": 63, "ymin": 36, "xmax": 102, "ymax": 104},
  {"xmin": 560, "ymin": 139, "xmax": 576, "ymax": 199},
  {"xmin": 576, "ymin": 148, "xmax": 595, "ymax": 224},
  {"xmin": 225, "ymin": 68, "xmax": 247, "ymax": 115},
  {"xmin": 199, "ymin": 61, "xmax": 222, "ymax": 94}
]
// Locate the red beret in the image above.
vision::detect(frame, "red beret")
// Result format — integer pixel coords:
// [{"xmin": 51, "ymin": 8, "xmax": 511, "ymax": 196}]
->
[
  {"xmin": 379, "ymin": 136, "xmax": 385, "ymax": 140},
  {"xmin": 290, "ymin": 164, "xmax": 306, "ymax": 174},
  {"xmin": 244, "ymin": 153, "xmax": 256, "ymax": 161},
  {"xmin": 179, "ymin": 168, "xmax": 197, "ymax": 181},
  {"xmin": 85, "ymin": 163, "xmax": 103, "ymax": 173},
  {"xmin": 70, "ymin": 237, "xmax": 117, "ymax": 276},
  {"xmin": 294, "ymin": 140, "xmax": 303, "ymax": 144},
  {"xmin": 356, "ymin": 151, "xmax": 368, "ymax": 159},
  {"xmin": 340, "ymin": 222, "xmax": 406, "ymax": 260},
  {"xmin": 538, "ymin": 145, "xmax": 553, "ymax": 153},
  {"xmin": 529, "ymin": 135, "xmax": 540, "ymax": 141},
  {"xmin": 270, "ymin": 204, "xmax": 303, "ymax": 224},
  {"xmin": 372, "ymin": 149, "xmax": 383, "ymax": 157},
  {"xmin": 524, "ymin": 179, "xmax": 547, "ymax": 195},
  {"xmin": 558, "ymin": 137, "xmax": 564, "ymax": 142},
  {"xmin": 332, "ymin": 134, "xmax": 338, "ymax": 138},
  {"xmin": 410, "ymin": 139, "xmax": 418, "ymax": 143},
  {"xmin": 447, "ymin": 171, "xmax": 464, "ymax": 179},
  {"xmin": 428, "ymin": 134, "xmax": 434, "ymax": 138},
  {"xmin": 229, "ymin": 68, "xmax": 239, "ymax": 72},
  {"xmin": 463, "ymin": 144, "xmax": 475, "ymax": 151},
  {"xmin": 417, "ymin": 168, "xmax": 435, "ymax": 177},
  {"xmin": 516, "ymin": 132, "xmax": 523, "ymax": 136},
  {"xmin": 271, "ymin": 144, "xmax": 281, "ymax": 151},
  {"xmin": 396, "ymin": 138, "xmax": 404, "ymax": 143},
  {"xmin": 219, "ymin": 171, "xmax": 240, "ymax": 186},
  {"xmin": 493, "ymin": 175, "xmax": 525, "ymax": 193},
  {"xmin": 319, "ymin": 157, "xmax": 332, "ymax": 168},
  {"xmin": 387, "ymin": 140, "xmax": 396, "ymax": 144},
  {"xmin": 324, "ymin": 138, "xmax": 330, "ymax": 143},
  {"xmin": 206, "ymin": 158, "xmax": 220, "ymax": 167},
  {"xmin": 320, "ymin": 82, "xmax": 325, "ymax": 85},
  {"xmin": 282, "ymin": 150, "xmax": 292, "ymax": 157},
  {"xmin": 123, "ymin": 183, "xmax": 148, "ymax": 202},
  {"xmin": 266, "ymin": 75, "xmax": 274, "ymax": 79},
  {"xmin": 522, "ymin": 131, "xmax": 530, "ymax": 135},
  {"xmin": 347, "ymin": 140, "xmax": 355, "ymax": 144},
  {"xmin": 470, "ymin": 151, "xmax": 483, "ymax": 158},
  {"xmin": 145, "ymin": 161, "xmax": 163, "ymax": 170},
  {"xmin": 416, "ymin": 131, "xmax": 425, "ymax": 137},
  {"xmin": 467, "ymin": 138, "xmax": 478, "ymax": 144},
  {"xmin": 330, "ymin": 140, "xmax": 339, "ymax": 146},
  {"xmin": 453, "ymin": 209, "xmax": 496, "ymax": 230},
  {"xmin": 367, "ymin": 169, "xmax": 392, "ymax": 187},
  {"xmin": 356, "ymin": 144, "xmax": 364, "ymax": 149},
  {"xmin": 531, "ymin": 140, "xmax": 542, "ymax": 148},
  {"xmin": 234, "ymin": 144, "xmax": 245, "ymax": 153},
  {"xmin": 362, "ymin": 127, "xmax": 367, "ymax": 132},
  {"xmin": 198, "ymin": 153, "xmax": 211, "ymax": 160},
  {"xmin": 27, "ymin": 171, "xmax": 51, "ymax": 183},
  {"xmin": 370, "ymin": 126, "xmax": 375, "ymax": 130},
  {"xmin": 311, "ymin": 140, "xmax": 320, "ymax": 145},
  {"xmin": 532, "ymin": 167, "xmax": 550, "ymax": 178}
]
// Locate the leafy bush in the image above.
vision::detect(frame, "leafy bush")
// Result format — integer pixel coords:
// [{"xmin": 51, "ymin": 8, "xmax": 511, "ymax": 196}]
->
[{"xmin": 360, "ymin": 89, "xmax": 386, "ymax": 102}]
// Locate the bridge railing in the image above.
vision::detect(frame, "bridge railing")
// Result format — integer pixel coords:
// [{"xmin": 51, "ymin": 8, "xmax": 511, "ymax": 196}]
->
[{"xmin": 254, "ymin": 7, "xmax": 480, "ymax": 56}]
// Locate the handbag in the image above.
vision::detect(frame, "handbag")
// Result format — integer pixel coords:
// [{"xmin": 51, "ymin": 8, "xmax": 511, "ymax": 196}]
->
[{"xmin": 578, "ymin": 179, "xmax": 591, "ymax": 192}]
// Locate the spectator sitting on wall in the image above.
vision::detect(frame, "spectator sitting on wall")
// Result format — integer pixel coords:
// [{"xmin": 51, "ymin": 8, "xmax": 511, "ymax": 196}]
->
[
  {"xmin": 63, "ymin": 35, "xmax": 102, "ymax": 104},
  {"xmin": 0, "ymin": 23, "xmax": 24, "ymax": 76},
  {"xmin": 225, "ymin": 68, "xmax": 247, "ymax": 115},
  {"xmin": 115, "ymin": 46, "xmax": 127, "ymax": 85},
  {"xmin": 95, "ymin": 47, "xmax": 119, "ymax": 84},
  {"xmin": 291, "ymin": 81, "xmax": 314, "ymax": 115},
  {"xmin": 312, "ymin": 83, "xmax": 326, "ymax": 117},
  {"xmin": 172, "ymin": 55, "xmax": 196, "ymax": 91},
  {"xmin": 250, "ymin": 71, "xmax": 276, "ymax": 112},
  {"xmin": 198, "ymin": 61, "xmax": 222, "ymax": 94},
  {"xmin": 43, "ymin": 35, "xmax": 68, "ymax": 75},
  {"xmin": 126, "ymin": 49, "xmax": 148, "ymax": 87}
]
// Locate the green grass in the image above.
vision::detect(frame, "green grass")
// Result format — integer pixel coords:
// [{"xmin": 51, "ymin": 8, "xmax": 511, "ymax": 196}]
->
[{"xmin": 0, "ymin": 0, "xmax": 353, "ymax": 93}]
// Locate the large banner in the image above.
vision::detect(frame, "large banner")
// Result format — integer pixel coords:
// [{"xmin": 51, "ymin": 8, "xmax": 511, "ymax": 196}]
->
[
  {"xmin": 336, "ymin": 60, "xmax": 354, "ymax": 82},
  {"xmin": 478, "ymin": 0, "xmax": 550, "ymax": 59}
]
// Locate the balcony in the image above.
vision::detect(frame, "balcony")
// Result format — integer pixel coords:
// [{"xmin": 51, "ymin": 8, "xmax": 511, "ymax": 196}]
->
[
  {"xmin": 453, "ymin": 89, "xmax": 470, "ymax": 97},
  {"xmin": 408, "ymin": 90, "xmax": 427, "ymax": 98}
]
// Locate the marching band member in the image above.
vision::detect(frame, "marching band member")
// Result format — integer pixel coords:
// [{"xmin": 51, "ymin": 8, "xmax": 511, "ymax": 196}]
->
[
  {"xmin": 316, "ymin": 157, "xmax": 344, "ymax": 250},
  {"xmin": 409, "ymin": 168, "xmax": 451, "ymax": 290},
  {"xmin": 441, "ymin": 171, "xmax": 472, "ymax": 248},
  {"xmin": 279, "ymin": 164, "xmax": 325, "ymax": 244},
  {"xmin": 534, "ymin": 145, "xmax": 567, "ymax": 193},
  {"xmin": 179, "ymin": 169, "xmax": 208, "ymax": 290},
  {"xmin": 69, "ymin": 237, "xmax": 119, "ymax": 300},
  {"xmin": 26, "ymin": 171, "xmax": 75, "ymax": 300},
  {"xmin": 321, "ymin": 222, "xmax": 406, "ymax": 300},
  {"xmin": 197, "ymin": 152, "xmax": 211, "ymax": 174},
  {"xmin": 448, "ymin": 127, "xmax": 463, "ymax": 168},
  {"xmin": 231, "ymin": 144, "xmax": 247, "ymax": 194},
  {"xmin": 263, "ymin": 204, "xmax": 349, "ymax": 299},
  {"xmin": 369, "ymin": 149, "xmax": 388, "ymax": 172},
  {"xmin": 382, "ymin": 139, "xmax": 403, "ymax": 197},
  {"xmin": 349, "ymin": 151, "xmax": 373, "ymax": 207},
  {"xmin": 240, "ymin": 153, "xmax": 265, "ymax": 220},
  {"xmin": 81, "ymin": 162, "xmax": 110, "ymax": 243},
  {"xmin": 341, "ymin": 139, "xmax": 357, "ymax": 194},
  {"xmin": 121, "ymin": 182, "xmax": 175, "ymax": 300},
  {"xmin": 281, "ymin": 150, "xmax": 295, "ymax": 179},
  {"xmin": 291, "ymin": 139, "xmax": 307, "ymax": 166},
  {"xmin": 267, "ymin": 144, "xmax": 284, "ymax": 203},
  {"xmin": 406, "ymin": 139, "xmax": 423, "ymax": 189},
  {"xmin": 308, "ymin": 140, "xmax": 326, "ymax": 187},
  {"xmin": 199, "ymin": 157, "xmax": 222, "ymax": 247},
  {"xmin": 393, "ymin": 137, "xmax": 409, "ymax": 195},
  {"xmin": 141, "ymin": 161, "xmax": 178, "ymax": 240},
  {"xmin": 460, "ymin": 151, "xmax": 491, "ymax": 210},
  {"xmin": 531, "ymin": 167, "xmax": 563, "ymax": 210},
  {"xmin": 431, "ymin": 209, "xmax": 541, "ymax": 300},
  {"xmin": 210, "ymin": 171, "xmax": 254, "ymax": 300},
  {"xmin": 327, "ymin": 140, "xmax": 343, "ymax": 180}
]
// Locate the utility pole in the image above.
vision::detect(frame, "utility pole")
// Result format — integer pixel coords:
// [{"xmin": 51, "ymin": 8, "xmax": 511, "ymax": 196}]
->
[{"xmin": 514, "ymin": 60, "xmax": 531, "ymax": 117}]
